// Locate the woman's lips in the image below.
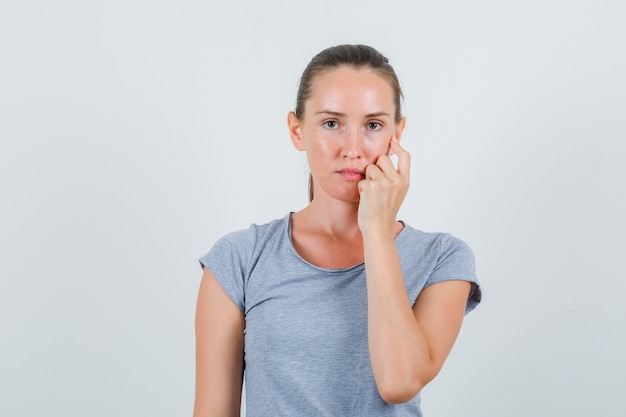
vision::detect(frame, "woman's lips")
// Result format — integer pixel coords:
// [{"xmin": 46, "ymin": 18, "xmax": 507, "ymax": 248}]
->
[{"xmin": 336, "ymin": 169, "xmax": 365, "ymax": 181}]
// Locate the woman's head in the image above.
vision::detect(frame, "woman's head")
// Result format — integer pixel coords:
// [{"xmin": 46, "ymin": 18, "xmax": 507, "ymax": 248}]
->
[
  {"xmin": 289, "ymin": 45, "xmax": 406, "ymax": 202},
  {"xmin": 295, "ymin": 45, "xmax": 403, "ymax": 124}
]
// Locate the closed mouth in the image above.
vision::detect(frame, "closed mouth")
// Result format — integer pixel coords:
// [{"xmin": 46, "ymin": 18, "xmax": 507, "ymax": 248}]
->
[{"xmin": 336, "ymin": 169, "xmax": 365, "ymax": 180}]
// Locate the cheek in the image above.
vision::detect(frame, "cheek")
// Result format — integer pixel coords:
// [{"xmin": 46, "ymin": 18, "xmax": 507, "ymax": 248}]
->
[
  {"xmin": 362, "ymin": 135, "xmax": 391, "ymax": 156},
  {"xmin": 365, "ymin": 143, "xmax": 390, "ymax": 160},
  {"xmin": 309, "ymin": 140, "xmax": 333, "ymax": 156},
  {"xmin": 306, "ymin": 131, "xmax": 338, "ymax": 154},
  {"xmin": 305, "ymin": 140, "xmax": 334, "ymax": 169}
]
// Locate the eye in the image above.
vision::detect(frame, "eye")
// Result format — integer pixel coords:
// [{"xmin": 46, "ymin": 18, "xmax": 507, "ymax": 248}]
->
[
  {"xmin": 367, "ymin": 122, "xmax": 382, "ymax": 131},
  {"xmin": 324, "ymin": 120, "xmax": 339, "ymax": 129}
]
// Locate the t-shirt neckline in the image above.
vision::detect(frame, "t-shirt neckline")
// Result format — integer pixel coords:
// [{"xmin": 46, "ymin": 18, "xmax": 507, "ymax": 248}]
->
[{"xmin": 284, "ymin": 212, "xmax": 408, "ymax": 273}]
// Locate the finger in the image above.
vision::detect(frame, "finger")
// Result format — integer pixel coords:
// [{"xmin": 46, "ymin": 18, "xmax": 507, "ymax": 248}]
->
[
  {"xmin": 365, "ymin": 163, "xmax": 384, "ymax": 180},
  {"xmin": 358, "ymin": 178, "xmax": 369, "ymax": 194},
  {"xmin": 375, "ymin": 154, "xmax": 396, "ymax": 174},
  {"xmin": 389, "ymin": 139, "xmax": 410, "ymax": 175}
]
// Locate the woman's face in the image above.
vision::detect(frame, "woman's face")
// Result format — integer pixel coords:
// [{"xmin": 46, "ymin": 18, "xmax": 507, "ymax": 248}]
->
[{"xmin": 289, "ymin": 66, "xmax": 406, "ymax": 203}]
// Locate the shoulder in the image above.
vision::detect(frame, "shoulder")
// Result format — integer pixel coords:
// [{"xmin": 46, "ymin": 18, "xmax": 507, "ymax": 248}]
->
[
  {"xmin": 200, "ymin": 215, "xmax": 290, "ymax": 266},
  {"xmin": 401, "ymin": 224, "xmax": 481, "ymax": 312},
  {"xmin": 435, "ymin": 232, "xmax": 475, "ymax": 265},
  {"xmin": 398, "ymin": 224, "xmax": 474, "ymax": 260},
  {"xmin": 398, "ymin": 224, "xmax": 480, "ymax": 297}
]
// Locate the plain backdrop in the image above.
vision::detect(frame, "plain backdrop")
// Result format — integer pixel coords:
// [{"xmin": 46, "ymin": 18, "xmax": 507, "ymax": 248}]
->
[{"xmin": 1, "ymin": 1, "xmax": 624, "ymax": 416}]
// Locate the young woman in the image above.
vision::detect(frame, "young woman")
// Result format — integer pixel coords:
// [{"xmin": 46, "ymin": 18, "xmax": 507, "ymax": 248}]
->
[{"xmin": 194, "ymin": 44, "xmax": 481, "ymax": 417}]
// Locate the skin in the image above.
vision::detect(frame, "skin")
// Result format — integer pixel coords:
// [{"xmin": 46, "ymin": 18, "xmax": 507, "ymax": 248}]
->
[{"xmin": 193, "ymin": 66, "xmax": 471, "ymax": 415}]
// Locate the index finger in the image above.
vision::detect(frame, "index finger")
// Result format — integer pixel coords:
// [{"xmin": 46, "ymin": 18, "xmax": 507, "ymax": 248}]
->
[{"xmin": 389, "ymin": 139, "xmax": 410, "ymax": 175}]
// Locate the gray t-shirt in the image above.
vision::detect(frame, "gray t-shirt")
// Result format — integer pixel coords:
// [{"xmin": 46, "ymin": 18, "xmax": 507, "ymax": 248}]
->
[{"xmin": 199, "ymin": 213, "xmax": 481, "ymax": 417}]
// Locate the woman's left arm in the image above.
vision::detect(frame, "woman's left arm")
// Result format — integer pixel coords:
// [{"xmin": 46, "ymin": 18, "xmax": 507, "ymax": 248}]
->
[
  {"xmin": 359, "ymin": 140, "xmax": 472, "ymax": 404},
  {"xmin": 365, "ymin": 245, "xmax": 470, "ymax": 404}
]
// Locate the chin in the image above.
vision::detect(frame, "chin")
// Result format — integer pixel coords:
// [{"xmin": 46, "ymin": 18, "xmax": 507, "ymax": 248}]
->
[
  {"xmin": 314, "ymin": 181, "xmax": 361, "ymax": 203},
  {"xmin": 328, "ymin": 189, "xmax": 361, "ymax": 204}
]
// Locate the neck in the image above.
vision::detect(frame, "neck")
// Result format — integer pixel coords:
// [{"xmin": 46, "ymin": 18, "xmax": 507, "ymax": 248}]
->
[{"xmin": 295, "ymin": 196, "xmax": 361, "ymax": 238}]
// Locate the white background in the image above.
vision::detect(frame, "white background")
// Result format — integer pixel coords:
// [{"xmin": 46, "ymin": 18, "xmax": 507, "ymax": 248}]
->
[{"xmin": 1, "ymin": 1, "xmax": 624, "ymax": 416}]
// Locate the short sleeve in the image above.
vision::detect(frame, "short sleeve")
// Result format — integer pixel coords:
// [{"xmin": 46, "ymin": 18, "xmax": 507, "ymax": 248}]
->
[
  {"xmin": 198, "ymin": 228, "xmax": 257, "ymax": 312},
  {"xmin": 426, "ymin": 234, "xmax": 482, "ymax": 314}
]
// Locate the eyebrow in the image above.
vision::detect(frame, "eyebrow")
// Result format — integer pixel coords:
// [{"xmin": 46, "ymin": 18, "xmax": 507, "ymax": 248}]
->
[{"xmin": 314, "ymin": 110, "xmax": 391, "ymax": 118}]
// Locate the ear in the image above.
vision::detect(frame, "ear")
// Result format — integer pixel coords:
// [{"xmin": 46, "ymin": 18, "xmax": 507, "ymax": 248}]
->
[
  {"xmin": 287, "ymin": 112, "xmax": 306, "ymax": 151},
  {"xmin": 393, "ymin": 117, "xmax": 407, "ymax": 143}
]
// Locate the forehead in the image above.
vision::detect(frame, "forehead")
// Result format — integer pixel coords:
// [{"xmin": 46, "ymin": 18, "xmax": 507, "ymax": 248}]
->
[{"xmin": 307, "ymin": 66, "xmax": 396, "ymax": 112}]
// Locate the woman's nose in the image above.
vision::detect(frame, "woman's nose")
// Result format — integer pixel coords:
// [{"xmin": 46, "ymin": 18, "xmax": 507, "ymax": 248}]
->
[{"xmin": 342, "ymin": 127, "xmax": 363, "ymax": 159}]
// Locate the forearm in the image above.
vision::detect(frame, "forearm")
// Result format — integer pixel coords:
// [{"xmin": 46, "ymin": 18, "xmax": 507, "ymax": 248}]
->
[{"xmin": 363, "ymin": 231, "xmax": 435, "ymax": 403}]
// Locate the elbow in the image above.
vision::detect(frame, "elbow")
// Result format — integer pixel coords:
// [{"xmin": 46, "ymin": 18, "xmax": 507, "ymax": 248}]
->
[
  {"xmin": 376, "ymin": 373, "xmax": 434, "ymax": 404},
  {"xmin": 376, "ymin": 372, "xmax": 437, "ymax": 404}
]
